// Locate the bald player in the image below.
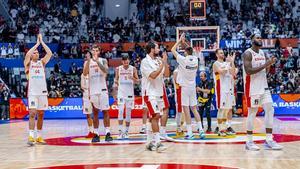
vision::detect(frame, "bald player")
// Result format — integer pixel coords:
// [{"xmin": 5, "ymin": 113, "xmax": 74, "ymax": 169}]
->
[
  {"xmin": 243, "ymin": 34, "xmax": 283, "ymax": 151},
  {"xmin": 213, "ymin": 48, "xmax": 236, "ymax": 137}
]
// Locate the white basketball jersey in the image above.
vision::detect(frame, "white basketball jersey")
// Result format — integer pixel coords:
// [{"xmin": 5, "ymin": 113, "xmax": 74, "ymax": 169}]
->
[
  {"xmin": 141, "ymin": 55, "xmax": 164, "ymax": 97},
  {"xmin": 89, "ymin": 58, "xmax": 107, "ymax": 95},
  {"xmin": 118, "ymin": 65, "xmax": 134, "ymax": 98},
  {"xmin": 27, "ymin": 60, "xmax": 47, "ymax": 96},
  {"xmin": 81, "ymin": 74, "xmax": 89, "ymax": 99},
  {"xmin": 243, "ymin": 48, "xmax": 268, "ymax": 96},
  {"xmin": 177, "ymin": 54, "xmax": 198, "ymax": 87},
  {"xmin": 213, "ymin": 61, "xmax": 232, "ymax": 94}
]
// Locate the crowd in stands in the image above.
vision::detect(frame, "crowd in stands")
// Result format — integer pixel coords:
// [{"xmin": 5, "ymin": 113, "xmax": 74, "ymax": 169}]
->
[
  {"xmin": 0, "ymin": 0, "xmax": 297, "ymax": 44},
  {"xmin": 0, "ymin": 0, "xmax": 299, "ymax": 116}
]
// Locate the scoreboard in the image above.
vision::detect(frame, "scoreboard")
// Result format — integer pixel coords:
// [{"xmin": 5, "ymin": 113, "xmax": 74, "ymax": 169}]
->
[{"xmin": 190, "ymin": 0, "xmax": 206, "ymax": 20}]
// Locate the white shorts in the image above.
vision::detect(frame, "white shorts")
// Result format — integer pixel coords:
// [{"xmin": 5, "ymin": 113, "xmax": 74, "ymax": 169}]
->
[
  {"xmin": 28, "ymin": 95, "xmax": 48, "ymax": 110},
  {"xmin": 146, "ymin": 96, "xmax": 164, "ymax": 117},
  {"xmin": 246, "ymin": 90, "xmax": 273, "ymax": 108},
  {"xmin": 90, "ymin": 91, "xmax": 110, "ymax": 110},
  {"xmin": 181, "ymin": 86, "xmax": 197, "ymax": 107},
  {"xmin": 82, "ymin": 98, "xmax": 92, "ymax": 114},
  {"xmin": 118, "ymin": 96, "xmax": 134, "ymax": 109},
  {"xmin": 216, "ymin": 93, "xmax": 233, "ymax": 110}
]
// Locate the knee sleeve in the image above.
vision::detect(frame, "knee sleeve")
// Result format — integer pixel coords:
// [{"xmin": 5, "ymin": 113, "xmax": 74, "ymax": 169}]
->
[
  {"xmin": 246, "ymin": 107, "xmax": 258, "ymax": 131},
  {"xmin": 263, "ymin": 103, "xmax": 274, "ymax": 129},
  {"xmin": 118, "ymin": 104, "xmax": 125, "ymax": 121},
  {"xmin": 125, "ymin": 107, "xmax": 132, "ymax": 122}
]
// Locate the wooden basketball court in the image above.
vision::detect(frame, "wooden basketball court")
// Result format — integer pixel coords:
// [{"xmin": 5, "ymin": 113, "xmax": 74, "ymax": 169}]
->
[{"xmin": 1, "ymin": 117, "xmax": 300, "ymax": 169}]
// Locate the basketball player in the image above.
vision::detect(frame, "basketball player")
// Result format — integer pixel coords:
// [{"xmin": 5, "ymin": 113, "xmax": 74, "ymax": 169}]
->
[
  {"xmin": 83, "ymin": 44, "xmax": 113, "ymax": 142},
  {"xmin": 173, "ymin": 67, "xmax": 184, "ymax": 137},
  {"xmin": 81, "ymin": 51, "xmax": 94, "ymax": 138},
  {"xmin": 114, "ymin": 55, "xmax": 139, "ymax": 139},
  {"xmin": 171, "ymin": 33, "xmax": 205, "ymax": 139},
  {"xmin": 213, "ymin": 48, "xmax": 236, "ymax": 136},
  {"xmin": 243, "ymin": 34, "xmax": 283, "ymax": 150},
  {"xmin": 24, "ymin": 34, "xmax": 52, "ymax": 146},
  {"xmin": 141, "ymin": 41, "xmax": 168, "ymax": 152}
]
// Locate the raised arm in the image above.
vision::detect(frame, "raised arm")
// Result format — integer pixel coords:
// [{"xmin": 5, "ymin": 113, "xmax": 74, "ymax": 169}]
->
[
  {"xmin": 171, "ymin": 33, "xmax": 186, "ymax": 59},
  {"xmin": 94, "ymin": 58, "xmax": 108, "ymax": 74},
  {"xmin": 38, "ymin": 34, "xmax": 53, "ymax": 65},
  {"xmin": 227, "ymin": 53, "xmax": 236, "ymax": 76},
  {"xmin": 243, "ymin": 50, "xmax": 276, "ymax": 75},
  {"xmin": 149, "ymin": 63, "xmax": 164, "ymax": 79},
  {"xmin": 24, "ymin": 35, "xmax": 40, "ymax": 69},
  {"xmin": 213, "ymin": 62, "xmax": 228, "ymax": 75},
  {"xmin": 162, "ymin": 51, "xmax": 170, "ymax": 77}
]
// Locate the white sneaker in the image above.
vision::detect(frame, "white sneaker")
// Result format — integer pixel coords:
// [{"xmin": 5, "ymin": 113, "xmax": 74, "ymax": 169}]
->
[
  {"xmin": 185, "ymin": 134, "xmax": 194, "ymax": 140},
  {"xmin": 156, "ymin": 143, "xmax": 167, "ymax": 153},
  {"xmin": 117, "ymin": 130, "xmax": 123, "ymax": 140},
  {"xmin": 124, "ymin": 131, "xmax": 129, "ymax": 139},
  {"xmin": 245, "ymin": 141, "xmax": 260, "ymax": 151},
  {"xmin": 145, "ymin": 142, "xmax": 156, "ymax": 151},
  {"xmin": 199, "ymin": 130, "xmax": 206, "ymax": 139},
  {"xmin": 264, "ymin": 140, "xmax": 283, "ymax": 150}
]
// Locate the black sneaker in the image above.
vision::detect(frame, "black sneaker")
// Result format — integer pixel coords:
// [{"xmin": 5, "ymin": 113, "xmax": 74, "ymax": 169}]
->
[
  {"xmin": 214, "ymin": 127, "xmax": 219, "ymax": 134},
  {"xmin": 92, "ymin": 134, "xmax": 100, "ymax": 143},
  {"xmin": 105, "ymin": 132, "xmax": 113, "ymax": 142},
  {"xmin": 227, "ymin": 127, "xmax": 236, "ymax": 135}
]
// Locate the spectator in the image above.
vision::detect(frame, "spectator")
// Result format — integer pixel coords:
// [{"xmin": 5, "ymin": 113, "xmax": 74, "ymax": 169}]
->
[
  {"xmin": 1, "ymin": 45, "xmax": 7, "ymax": 58},
  {"xmin": 7, "ymin": 43, "xmax": 14, "ymax": 58},
  {"xmin": 13, "ymin": 44, "xmax": 20, "ymax": 58},
  {"xmin": 0, "ymin": 84, "xmax": 10, "ymax": 120}
]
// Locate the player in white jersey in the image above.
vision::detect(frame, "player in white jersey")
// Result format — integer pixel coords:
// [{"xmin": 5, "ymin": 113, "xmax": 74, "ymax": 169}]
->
[
  {"xmin": 83, "ymin": 45, "xmax": 113, "ymax": 142},
  {"xmin": 243, "ymin": 34, "xmax": 282, "ymax": 151},
  {"xmin": 24, "ymin": 34, "xmax": 52, "ymax": 146},
  {"xmin": 171, "ymin": 33, "xmax": 205, "ymax": 139},
  {"xmin": 224, "ymin": 52, "xmax": 237, "ymax": 135},
  {"xmin": 114, "ymin": 55, "xmax": 139, "ymax": 139},
  {"xmin": 213, "ymin": 49, "xmax": 236, "ymax": 137},
  {"xmin": 173, "ymin": 67, "xmax": 185, "ymax": 137},
  {"xmin": 81, "ymin": 51, "xmax": 94, "ymax": 138},
  {"xmin": 141, "ymin": 41, "xmax": 168, "ymax": 152}
]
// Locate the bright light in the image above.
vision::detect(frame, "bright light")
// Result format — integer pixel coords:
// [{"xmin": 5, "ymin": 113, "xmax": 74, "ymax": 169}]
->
[{"xmin": 115, "ymin": 4, "xmax": 120, "ymax": 7}]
